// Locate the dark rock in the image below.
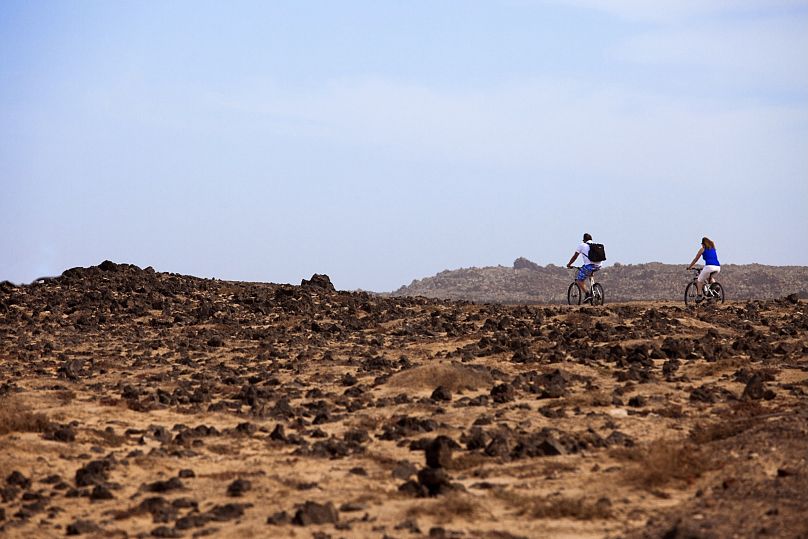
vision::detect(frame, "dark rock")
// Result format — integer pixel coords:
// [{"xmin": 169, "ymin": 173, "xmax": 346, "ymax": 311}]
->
[
  {"xmin": 605, "ymin": 431, "xmax": 635, "ymax": 447},
  {"xmin": 207, "ymin": 503, "xmax": 249, "ymax": 521},
  {"xmin": 425, "ymin": 435, "xmax": 455, "ymax": 469},
  {"xmin": 44, "ymin": 424, "xmax": 77, "ymax": 443},
  {"xmin": 66, "ymin": 519, "xmax": 100, "ymax": 535},
  {"xmin": 151, "ymin": 526, "xmax": 181, "ymax": 538},
  {"xmin": 269, "ymin": 424, "xmax": 288, "ymax": 442},
  {"xmin": 628, "ymin": 395, "xmax": 647, "ymax": 407},
  {"xmin": 175, "ymin": 514, "xmax": 211, "ymax": 530},
  {"xmin": 75, "ymin": 459, "xmax": 113, "ymax": 487},
  {"xmin": 1, "ymin": 485, "xmax": 20, "ymax": 502},
  {"xmin": 267, "ymin": 511, "xmax": 291, "ymax": 525},
  {"xmin": 227, "ymin": 479, "xmax": 251, "ymax": 497},
  {"xmin": 235, "ymin": 422, "xmax": 257, "ymax": 436},
  {"xmin": 398, "ymin": 479, "xmax": 428, "ymax": 497},
  {"xmin": 90, "ymin": 484, "xmax": 114, "ymax": 500},
  {"xmin": 417, "ymin": 467, "xmax": 454, "ymax": 496},
  {"xmin": 742, "ymin": 374, "xmax": 775, "ymax": 400},
  {"xmin": 339, "ymin": 502, "xmax": 367, "ymax": 512},
  {"xmin": 490, "ymin": 383, "xmax": 516, "ymax": 403},
  {"xmin": 59, "ymin": 359, "xmax": 85, "ymax": 380},
  {"xmin": 485, "ymin": 434, "xmax": 512, "ymax": 458},
  {"xmin": 145, "ymin": 477, "xmax": 184, "ymax": 493},
  {"xmin": 300, "ymin": 274, "xmax": 336, "ymax": 293},
  {"xmin": 98, "ymin": 260, "xmax": 119, "ymax": 272},
  {"xmin": 430, "ymin": 386, "xmax": 452, "ymax": 402},
  {"xmin": 690, "ymin": 386, "xmax": 716, "ymax": 403},
  {"xmin": 292, "ymin": 500, "xmax": 339, "ymax": 526},
  {"xmin": 6, "ymin": 471, "xmax": 31, "ymax": 489}
]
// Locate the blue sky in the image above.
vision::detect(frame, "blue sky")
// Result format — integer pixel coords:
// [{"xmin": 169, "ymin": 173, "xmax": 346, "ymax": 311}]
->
[{"xmin": 2, "ymin": 0, "xmax": 807, "ymax": 291}]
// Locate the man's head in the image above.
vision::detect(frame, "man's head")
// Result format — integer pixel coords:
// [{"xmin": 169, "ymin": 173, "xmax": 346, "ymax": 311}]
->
[{"xmin": 583, "ymin": 233, "xmax": 592, "ymax": 242}]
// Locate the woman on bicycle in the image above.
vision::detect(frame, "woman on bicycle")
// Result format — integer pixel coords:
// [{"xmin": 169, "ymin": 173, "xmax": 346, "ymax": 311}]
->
[{"xmin": 687, "ymin": 237, "xmax": 720, "ymax": 302}]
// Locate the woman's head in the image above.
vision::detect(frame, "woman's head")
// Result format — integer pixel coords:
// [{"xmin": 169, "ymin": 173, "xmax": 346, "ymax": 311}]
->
[
  {"xmin": 583, "ymin": 233, "xmax": 592, "ymax": 242},
  {"xmin": 701, "ymin": 237, "xmax": 716, "ymax": 249}
]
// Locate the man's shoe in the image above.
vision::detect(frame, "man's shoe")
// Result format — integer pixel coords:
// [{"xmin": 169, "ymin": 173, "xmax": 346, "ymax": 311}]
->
[{"xmin": 695, "ymin": 295, "xmax": 703, "ymax": 303}]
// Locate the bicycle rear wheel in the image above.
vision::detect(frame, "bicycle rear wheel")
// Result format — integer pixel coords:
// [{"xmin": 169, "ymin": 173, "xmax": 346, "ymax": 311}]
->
[
  {"xmin": 567, "ymin": 282, "xmax": 581, "ymax": 305},
  {"xmin": 684, "ymin": 282, "xmax": 698, "ymax": 307},
  {"xmin": 710, "ymin": 282, "xmax": 725, "ymax": 303},
  {"xmin": 592, "ymin": 283, "xmax": 604, "ymax": 306}
]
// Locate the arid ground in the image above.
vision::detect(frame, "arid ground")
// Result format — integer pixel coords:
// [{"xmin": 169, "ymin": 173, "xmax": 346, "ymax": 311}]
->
[{"xmin": 1, "ymin": 262, "xmax": 807, "ymax": 538}]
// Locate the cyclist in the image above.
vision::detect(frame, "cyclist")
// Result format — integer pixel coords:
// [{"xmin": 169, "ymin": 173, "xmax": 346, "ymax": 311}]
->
[
  {"xmin": 566, "ymin": 233, "xmax": 601, "ymax": 303},
  {"xmin": 687, "ymin": 237, "xmax": 721, "ymax": 303}
]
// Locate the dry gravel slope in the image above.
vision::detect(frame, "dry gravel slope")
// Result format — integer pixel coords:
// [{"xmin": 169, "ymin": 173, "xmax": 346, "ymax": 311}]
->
[{"xmin": 1, "ymin": 261, "xmax": 807, "ymax": 539}]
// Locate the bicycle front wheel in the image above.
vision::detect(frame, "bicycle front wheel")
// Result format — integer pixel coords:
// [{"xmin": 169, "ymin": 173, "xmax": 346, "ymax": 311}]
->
[
  {"xmin": 684, "ymin": 282, "xmax": 698, "ymax": 307},
  {"xmin": 567, "ymin": 282, "xmax": 581, "ymax": 305},
  {"xmin": 710, "ymin": 282, "xmax": 725, "ymax": 303},
  {"xmin": 592, "ymin": 283, "xmax": 605, "ymax": 306}
]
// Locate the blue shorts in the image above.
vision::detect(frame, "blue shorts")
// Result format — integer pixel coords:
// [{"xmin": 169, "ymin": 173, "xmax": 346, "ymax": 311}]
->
[{"xmin": 577, "ymin": 264, "xmax": 599, "ymax": 281}]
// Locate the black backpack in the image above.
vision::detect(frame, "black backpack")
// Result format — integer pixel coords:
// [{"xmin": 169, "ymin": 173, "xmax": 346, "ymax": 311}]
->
[{"xmin": 588, "ymin": 243, "xmax": 606, "ymax": 262}]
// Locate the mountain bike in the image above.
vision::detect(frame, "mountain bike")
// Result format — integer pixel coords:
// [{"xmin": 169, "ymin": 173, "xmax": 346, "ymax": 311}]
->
[
  {"xmin": 684, "ymin": 268, "xmax": 724, "ymax": 307},
  {"xmin": 567, "ymin": 267, "xmax": 604, "ymax": 306}
]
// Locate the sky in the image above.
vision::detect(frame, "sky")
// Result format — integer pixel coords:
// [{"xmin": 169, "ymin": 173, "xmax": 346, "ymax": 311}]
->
[{"xmin": 2, "ymin": 0, "xmax": 807, "ymax": 291}]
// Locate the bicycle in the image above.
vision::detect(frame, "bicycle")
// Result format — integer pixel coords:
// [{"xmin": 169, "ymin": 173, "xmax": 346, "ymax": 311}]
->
[
  {"xmin": 684, "ymin": 268, "xmax": 725, "ymax": 307},
  {"xmin": 567, "ymin": 267, "xmax": 604, "ymax": 306}
]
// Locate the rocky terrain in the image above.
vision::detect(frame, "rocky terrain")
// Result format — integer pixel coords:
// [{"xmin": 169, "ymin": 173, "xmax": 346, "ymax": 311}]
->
[
  {"xmin": 393, "ymin": 259, "xmax": 808, "ymax": 304},
  {"xmin": 1, "ymin": 261, "xmax": 807, "ymax": 538}
]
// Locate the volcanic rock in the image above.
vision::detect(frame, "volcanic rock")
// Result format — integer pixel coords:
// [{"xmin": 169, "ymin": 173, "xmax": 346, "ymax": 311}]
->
[
  {"xmin": 425, "ymin": 435, "xmax": 455, "ymax": 469},
  {"xmin": 292, "ymin": 500, "xmax": 339, "ymax": 526},
  {"xmin": 300, "ymin": 274, "xmax": 336, "ymax": 293}
]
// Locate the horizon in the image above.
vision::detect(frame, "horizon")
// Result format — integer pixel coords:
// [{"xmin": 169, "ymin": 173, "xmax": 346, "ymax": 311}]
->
[
  {"xmin": 3, "ymin": 1, "xmax": 807, "ymax": 291},
  {"xmin": 4, "ymin": 257, "xmax": 806, "ymax": 293}
]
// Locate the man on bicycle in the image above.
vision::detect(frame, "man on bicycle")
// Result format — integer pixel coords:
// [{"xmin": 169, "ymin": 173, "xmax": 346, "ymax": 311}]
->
[{"xmin": 566, "ymin": 233, "xmax": 602, "ymax": 303}]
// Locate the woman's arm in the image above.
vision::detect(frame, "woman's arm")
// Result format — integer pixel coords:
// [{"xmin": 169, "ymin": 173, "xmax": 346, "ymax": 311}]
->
[{"xmin": 687, "ymin": 247, "xmax": 704, "ymax": 269}]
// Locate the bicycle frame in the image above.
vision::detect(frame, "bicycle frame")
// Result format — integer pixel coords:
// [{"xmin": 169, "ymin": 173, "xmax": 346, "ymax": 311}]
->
[
  {"xmin": 685, "ymin": 267, "xmax": 724, "ymax": 306},
  {"xmin": 689, "ymin": 269, "xmax": 716, "ymax": 296},
  {"xmin": 567, "ymin": 267, "xmax": 604, "ymax": 305}
]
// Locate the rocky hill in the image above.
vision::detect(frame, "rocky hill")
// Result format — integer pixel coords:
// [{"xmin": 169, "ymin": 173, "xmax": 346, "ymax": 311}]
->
[{"xmin": 393, "ymin": 259, "xmax": 808, "ymax": 303}]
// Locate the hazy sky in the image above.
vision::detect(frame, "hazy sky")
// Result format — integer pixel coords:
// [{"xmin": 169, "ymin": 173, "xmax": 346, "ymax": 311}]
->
[{"xmin": 2, "ymin": 1, "xmax": 807, "ymax": 291}]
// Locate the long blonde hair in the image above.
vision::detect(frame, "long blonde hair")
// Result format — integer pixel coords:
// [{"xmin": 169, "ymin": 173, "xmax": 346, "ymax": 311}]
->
[{"xmin": 702, "ymin": 237, "xmax": 716, "ymax": 249}]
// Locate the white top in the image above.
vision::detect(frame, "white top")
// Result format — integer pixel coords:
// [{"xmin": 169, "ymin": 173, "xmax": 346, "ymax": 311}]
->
[{"xmin": 576, "ymin": 241, "xmax": 602, "ymax": 268}]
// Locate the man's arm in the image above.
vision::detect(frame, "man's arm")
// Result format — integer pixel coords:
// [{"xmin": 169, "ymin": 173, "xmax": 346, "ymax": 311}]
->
[{"xmin": 567, "ymin": 252, "xmax": 579, "ymax": 268}]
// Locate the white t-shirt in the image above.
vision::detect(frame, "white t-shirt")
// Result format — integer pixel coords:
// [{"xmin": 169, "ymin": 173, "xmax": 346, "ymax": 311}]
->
[{"xmin": 576, "ymin": 241, "xmax": 602, "ymax": 268}]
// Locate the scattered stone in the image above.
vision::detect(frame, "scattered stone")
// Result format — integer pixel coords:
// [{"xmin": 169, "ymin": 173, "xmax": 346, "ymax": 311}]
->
[
  {"xmin": 292, "ymin": 501, "xmax": 339, "ymax": 526},
  {"xmin": 75, "ymin": 459, "xmax": 113, "ymax": 487},
  {"xmin": 490, "ymin": 383, "xmax": 516, "ymax": 403},
  {"xmin": 430, "ymin": 386, "xmax": 452, "ymax": 402},
  {"xmin": 6, "ymin": 471, "xmax": 31, "ymax": 490},
  {"xmin": 267, "ymin": 511, "xmax": 291, "ymax": 525},
  {"xmin": 425, "ymin": 435, "xmax": 455, "ymax": 469},
  {"xmin": 90, "ymin": 484, "xmax": 114, "ymax": 500},
  {"xmin": 66, "ymin": 519, "xmax": 100, "ymax": 535},
  {"xmin": 207, "ymin": 503, "xmax": 249, "ymax": 521},
  {"xmin": 227, "ymin": 479, "xmax": 251, "ymax": 497}
]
